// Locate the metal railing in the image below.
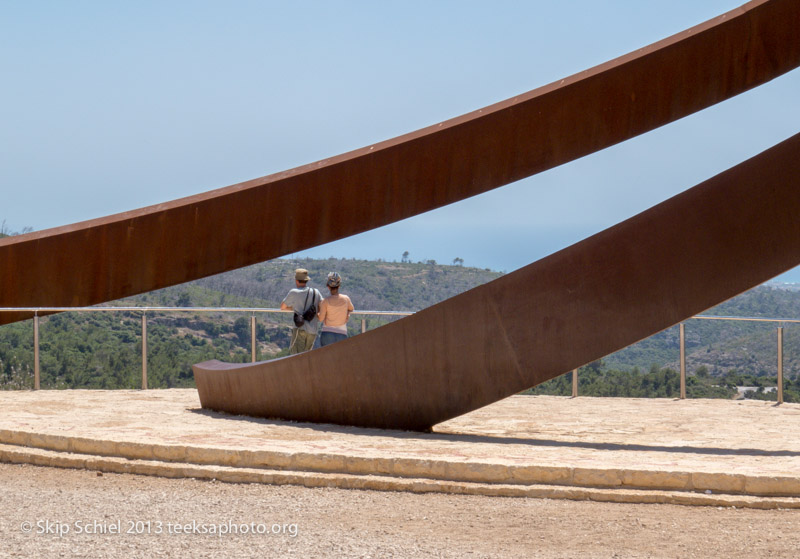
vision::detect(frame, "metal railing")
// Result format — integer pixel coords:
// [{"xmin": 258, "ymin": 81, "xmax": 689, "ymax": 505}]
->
[
  {"xmin": 689, "ymin": 315, "xmax": 792, "ymax": 404},
  {"xmin": 567, "ymin": 314, "xmax": 792, "ymax": 404},
  {"xmin": 0, "ymin": 306, "xmax": 413, "ymax": 391},
  {"xmin": 0, "ymin": 308, "xmax": 793, "ymax": 402}
]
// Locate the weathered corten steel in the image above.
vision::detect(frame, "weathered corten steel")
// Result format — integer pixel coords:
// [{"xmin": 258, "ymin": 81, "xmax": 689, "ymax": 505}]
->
[
  {"xmin": 4, "ymin": 1, "xmax": 800, "ymax": 429},
  {"xmin": 194, "ymin": 134, "xmax": 800, "ymax": 430},
  {"xmin": 2, "ymin": 0, "xmax": 798, "ymax": 328}
]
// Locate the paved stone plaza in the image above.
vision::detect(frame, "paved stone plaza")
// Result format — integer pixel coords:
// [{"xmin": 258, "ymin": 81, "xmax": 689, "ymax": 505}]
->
[{"xmin": 1, "ymin": 390, "xmax": 799, "ymax": 508}]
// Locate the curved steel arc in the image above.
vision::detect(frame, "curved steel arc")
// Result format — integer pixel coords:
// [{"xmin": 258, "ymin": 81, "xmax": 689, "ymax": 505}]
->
[
  {"xmin": 195, "ymin": 132, "xmax": 800, "ymax": 430},
  {"xmin": 2, "ymin": 0, "xmax": 799, "ymax": 326}
]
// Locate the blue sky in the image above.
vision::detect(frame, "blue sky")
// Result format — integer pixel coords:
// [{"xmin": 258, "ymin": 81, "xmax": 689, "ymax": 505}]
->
[{"xmin": 2, "ymin": 1, "xmax": 799, "ymax": 279}]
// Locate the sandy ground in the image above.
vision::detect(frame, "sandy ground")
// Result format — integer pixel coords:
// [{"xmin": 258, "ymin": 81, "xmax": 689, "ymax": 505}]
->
[{"xmin": 2, "ymin": 462, "xmax": 799, "ymax": 559}]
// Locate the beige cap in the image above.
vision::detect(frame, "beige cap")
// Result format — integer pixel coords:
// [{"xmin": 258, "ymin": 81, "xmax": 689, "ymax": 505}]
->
[{"xmin": 295, "ymin": 268, "xmax": 310, "ymax": 282}]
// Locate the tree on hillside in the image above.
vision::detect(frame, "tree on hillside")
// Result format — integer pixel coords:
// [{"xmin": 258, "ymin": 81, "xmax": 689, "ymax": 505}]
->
[
  {"xmin": 0, "ymin": 220, "xmax": 33, "ymax": 238},
  {"xmin": 453, "ymin": 257, "xmax": 464, "ymax": 267},
  {"xmin": 401, "ymin": 251, "xmax": 410, "ymax": 263}
]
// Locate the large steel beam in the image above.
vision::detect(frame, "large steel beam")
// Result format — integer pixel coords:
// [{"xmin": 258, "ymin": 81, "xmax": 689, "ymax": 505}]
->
[
  {"xmin": 2, "ymin": 0, "xmax": 799, "ymax": 326},
  {"xmin": 194, "ymin": 134, "xmax": 800, "ymax": 430}
]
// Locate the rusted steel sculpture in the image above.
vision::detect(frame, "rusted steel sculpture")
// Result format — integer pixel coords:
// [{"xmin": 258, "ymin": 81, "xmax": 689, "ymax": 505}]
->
[
  {"xmin": 194, "ymin": 134, "xmax": 800, "ymax": 430},
  {"xmin": 4, "ymin": 0, "xmax": 800, "ymax": 428},
  {"xmin": 2, "ymin": 0, "xmax": 797, "ymax": 324}
]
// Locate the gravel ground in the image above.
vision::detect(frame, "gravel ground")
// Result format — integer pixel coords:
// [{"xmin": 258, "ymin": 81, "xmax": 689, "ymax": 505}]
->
[{"xmin": 2, "ymin": 463, "xmax": 799, "ymax": 558}]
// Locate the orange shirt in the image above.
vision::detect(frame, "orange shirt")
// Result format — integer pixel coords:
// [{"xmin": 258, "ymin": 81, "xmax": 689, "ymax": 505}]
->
[{"xmin": 318, "ymin": 294, "xmax": 354, "ymax": 331}]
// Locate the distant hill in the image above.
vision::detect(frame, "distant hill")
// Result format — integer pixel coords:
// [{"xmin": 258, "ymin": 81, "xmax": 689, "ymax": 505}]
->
[
  {"xmin": 2, "ymin": 254, "xmax": 800, "ymax": 392},
  {"xmin": 606, "ymin": 284, "xmax": 800, "ymax": 378},
  {"xmin": 117, "ymin": 257, "xmax": 504, "ymax": 320},
  {"xmin": 0, "ymin": 258, "xmax": 503, "ymax": 389},
  {"xmin": 185, "ymin": 257, "xmax": 503, "ymax": 312},
  {"xmin": 0, "ymin": 221, "xmax": 32, "ymax": 238}
]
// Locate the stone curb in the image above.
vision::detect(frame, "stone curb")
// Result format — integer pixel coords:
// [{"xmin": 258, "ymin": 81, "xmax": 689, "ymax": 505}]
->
[
  {"xmin": 2, "ymin": 429, "xmax": 800, "ymax": 504},
  {"xmin": 1, "ymin": 443, "xmax": 799, "ymax": 510}
]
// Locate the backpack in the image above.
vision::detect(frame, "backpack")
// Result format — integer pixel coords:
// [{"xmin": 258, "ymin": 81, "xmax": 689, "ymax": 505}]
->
[{"xmin": 292, "ymin": 288, "xmax": 318, "ymax": 327}]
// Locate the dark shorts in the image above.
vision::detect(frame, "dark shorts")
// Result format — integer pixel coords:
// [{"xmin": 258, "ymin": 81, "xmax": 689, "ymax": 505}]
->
[{"xmin": 320, "ymin": 331, "xmax": 347, "ymax": 347}]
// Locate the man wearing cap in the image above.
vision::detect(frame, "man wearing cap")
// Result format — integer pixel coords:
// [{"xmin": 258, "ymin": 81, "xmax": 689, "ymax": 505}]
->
[{"xmin": 280, "ymin": 268, "xmax": 323, "ymax": 354}]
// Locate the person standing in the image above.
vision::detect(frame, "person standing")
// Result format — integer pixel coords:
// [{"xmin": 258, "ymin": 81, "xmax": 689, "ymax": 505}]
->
[
  {"xmin": 280, "ymin": 268, "xmax": 323, "ymax": 354},
  {"xmin": 317, "ymin": 272, "xmax": 354, "ymax": 347}
]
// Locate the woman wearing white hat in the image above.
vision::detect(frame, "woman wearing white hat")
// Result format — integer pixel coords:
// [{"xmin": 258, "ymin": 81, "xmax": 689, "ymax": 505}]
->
[{"xmin": 317, "ymin": 272, "xmax": 354, "ymax": 347}]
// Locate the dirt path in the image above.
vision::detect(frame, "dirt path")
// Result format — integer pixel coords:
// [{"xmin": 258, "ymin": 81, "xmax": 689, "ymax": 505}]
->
[{"xmin": 2, "ymin": 463, "xmax": 799, "ymax": 558}]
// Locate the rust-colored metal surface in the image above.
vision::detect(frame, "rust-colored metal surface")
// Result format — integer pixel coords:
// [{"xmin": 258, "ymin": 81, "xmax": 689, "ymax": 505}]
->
[
  {"xmin": 2, "ymin": 0, "xmax": 798, "ymax": 328},
  {"xmin": 3, "ymin": 1, "xmax": 800, "ymax": 430},
  {"xmin": 194, "ymin": 134, "xmax": 800, "ymax": 430}
]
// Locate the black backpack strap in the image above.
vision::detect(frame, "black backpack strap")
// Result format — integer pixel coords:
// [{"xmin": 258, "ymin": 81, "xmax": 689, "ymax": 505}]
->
[{"xmin": 294, "ymin": 288, "xmax": 310, "ymax": 321}]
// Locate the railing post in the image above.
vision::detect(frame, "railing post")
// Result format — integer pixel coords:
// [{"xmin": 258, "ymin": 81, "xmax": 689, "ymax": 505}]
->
[
  {"xmin": 361, "ymin": 318, "xmax": 366, "ymax": 334},
  {"xmin": 679, "ymin": 323, "xmax": 686, "ymax": 399},
  {"xmin": 777, "ymin": 326, "xmax": 784, "ymax": 404},
  {"xmin": 141, "ymin": 313, "xmax": 148, "ymax": 390},
  {"xmin": 251, "ymin": 315, "xmax": 257, "ymax": 363},
  {"xmin": 33, "ymin": 313, "xmax": 40, "ymax": 390},
  {"xmin": 571, "ymin": 368, "xmax": 578, "ymax": 398}
]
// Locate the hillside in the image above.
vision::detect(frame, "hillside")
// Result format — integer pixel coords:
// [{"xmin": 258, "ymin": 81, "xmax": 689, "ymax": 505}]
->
[
  {"xmin": 606, "ymin": 285, "xmax": 800, "ymax": 378},
  {"xmin": 0, "ymin": 258, "xmax": 502, "ymax": 389},
  {"xmin": 183, "ymin": 257, "xmax": 502, "ymax": 312},
  {"xmin": 2, "ymin": 255, "xmax": 800, "ymax": 398}
]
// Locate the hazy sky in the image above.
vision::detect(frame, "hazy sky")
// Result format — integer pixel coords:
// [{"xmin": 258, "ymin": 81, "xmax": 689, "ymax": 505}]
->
[{"xmin": 2, "ymin": 1, "xmax": 799, "ymax": 279}]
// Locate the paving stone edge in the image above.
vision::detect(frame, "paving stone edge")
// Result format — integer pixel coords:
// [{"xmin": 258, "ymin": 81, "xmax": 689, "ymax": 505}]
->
[{"xmin": 1, "ymin": 431, "xmax": 799, "ymax": 508}]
